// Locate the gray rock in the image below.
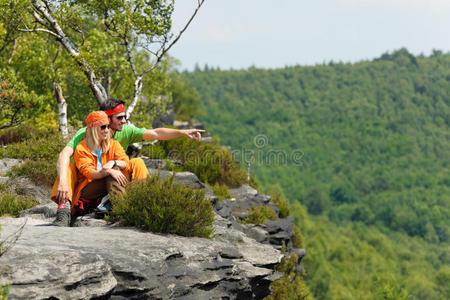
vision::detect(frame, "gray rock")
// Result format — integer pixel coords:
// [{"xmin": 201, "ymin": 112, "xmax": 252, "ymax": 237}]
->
[
  {"xmin": 173, "ymin": 120, "xmax": 190, "ymax": 129},
  {"xmin": 148, "ymin": 169, "xmax": 205, "ymax": 189},
  {"xmin": 72, "ymin": 215, "xmax": 109, "ymax": 227},
  {"xmin": 152, "ymin": 103, "xmax": 174, "ymax": 129},
  {"xmin": 142, "ymin": 157, "xmax": 167, "ymax": 170},
  {"xmin": 229, "ymin": 185, "xmax": 258, "ymax": 201},
  {"xmin": 7, "ymin": 176, "xmax": 51, "ymax": 204},
  {"xmin": 265, "ymin": 217, "xmax": 294, "ymax": 235},
  {"xmin": 19, "ymin": 202, "xmax": 57, "ymax": 219},
  {"xmin": 294, "ymin": 248, "xmax": 307, "ymax": 260},
  {"xmin": 0, "ymin": 215, "xmax": 283, "ymax": 299},
  {"xmin": 215, "ymin": 200, "xmax": 234, "ymax": 219},
  {"xmin": 146, "ymin": 169, "xmax": 218, "ymax": 202},
  {"xmin": 242, "ymin": 225, "xmax": 269, "ymax": 243},
  {"xmin": 0, "ymin": 158, "xmax": 23, "ymax": 175}
]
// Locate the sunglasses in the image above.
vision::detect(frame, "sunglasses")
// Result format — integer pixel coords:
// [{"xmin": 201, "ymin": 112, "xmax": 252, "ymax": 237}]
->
[
  {"xmin": 116, "ymin": 115, "xmax": 126, "ymax": 121},
  {"xmin": 100, "ymin": 124, "xmax": 110, "ymax": 130}
]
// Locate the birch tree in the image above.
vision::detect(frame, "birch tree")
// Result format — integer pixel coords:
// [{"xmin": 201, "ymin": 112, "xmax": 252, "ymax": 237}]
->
[{"xmin": 13, "ymin": 0, "xmax": 205, "ymax": 116}]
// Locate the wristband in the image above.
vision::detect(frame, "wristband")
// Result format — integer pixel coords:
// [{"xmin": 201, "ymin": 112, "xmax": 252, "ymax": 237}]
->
[{"xmin": 112, "ymin": 160, "xmax": 117, "ymax": 168}]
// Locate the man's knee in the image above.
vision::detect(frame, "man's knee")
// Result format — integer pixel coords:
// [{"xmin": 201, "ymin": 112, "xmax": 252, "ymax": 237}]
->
[{"xmin": 128, "ymin": 158, "xmax": 149, "ymax": 180}]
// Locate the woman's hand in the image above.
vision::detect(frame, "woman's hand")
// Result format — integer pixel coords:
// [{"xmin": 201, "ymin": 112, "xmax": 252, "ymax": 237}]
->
[
  {"xmin": 103, "ymin": 160, "xmax": 115, "ymax": 170},
  {"xmin": 107, "ymin": 169, "xmax": 128, "ymax": 187}
]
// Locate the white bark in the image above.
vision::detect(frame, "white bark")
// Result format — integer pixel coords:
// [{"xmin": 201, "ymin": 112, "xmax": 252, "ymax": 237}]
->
[
  {"xmin": 126, "ymin": 76, "xmax": 143, "ymax": 120},
  {"xmin": 54, "ymin": 82, "xmax": 68, "ymax": 138}
]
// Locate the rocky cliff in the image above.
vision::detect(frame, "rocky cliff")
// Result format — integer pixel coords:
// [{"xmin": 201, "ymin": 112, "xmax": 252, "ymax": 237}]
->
[{"xmin": 0, "ymin": 158, "xmax": 305, "ymax": 299}]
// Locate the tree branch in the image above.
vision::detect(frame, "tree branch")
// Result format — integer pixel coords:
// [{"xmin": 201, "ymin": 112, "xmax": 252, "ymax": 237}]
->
[
  {"xmin": 7, "ymin": 37, "xmax": 18, "ymax": 65},
  {"xmin": 141, "ymin": 0, "xmax": 206, "ymax": 77},
  {"xmin": 17, "ymin": 27, "xmax": 61, "ymax": 39},
  {"xmin": 124, "ymin": 37, "xmax": 138, "ymax": 78}
]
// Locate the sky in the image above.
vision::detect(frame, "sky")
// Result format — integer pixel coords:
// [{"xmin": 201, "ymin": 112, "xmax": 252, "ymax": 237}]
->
[{"xmin": 170, "ymin": 0, "xmax": 450, "ymax": 70}]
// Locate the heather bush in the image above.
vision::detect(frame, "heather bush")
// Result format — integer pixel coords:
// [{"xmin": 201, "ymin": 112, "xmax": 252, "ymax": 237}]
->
[
  {"xmin": 0, "ymin": 184, "xmax": 38, "ymax": 217},
  {"xmin": 209, "ymin": 183, "xmax": 232, "ymax": 201},
  {"xmin": 0, "ymin": 130, "xmax": 65, "ymax": 161},
  {"xmin": 9, "ymin": 161, "xmax": 56, "ymax": 187},
  {"xmin": 241, "ymin": 205, "xmax": 277, "ymax": 225},
  {"xmin": 293, "ymin": 224, "xmax": 303, "ymax": 248},
  {"xmin": 110, "ymin": 175, "xmax": 214, "ymax": 238},
  {"xmin": 267, "ymin": 253, "xmax": 312, "ymax": 300},
  {"xmin": 271, "ymin": 193, "xmax": 290, "ymax": 218},
  {"xmin": 0, "ymin": 125, "xmax": 43, "ymax": 145},
  {"xmin": 0, "ymin": 130, "xmax": 65, "ymax": 187}
]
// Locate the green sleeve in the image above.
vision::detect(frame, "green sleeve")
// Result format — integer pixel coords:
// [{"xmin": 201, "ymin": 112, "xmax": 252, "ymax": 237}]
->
[
  {"xmin": 128, "ymin": 126, "xmax": 147, "ymax": 144},
  {"xmin": 66, "ymin": 127, "xmax": 86, "ymax": 150}
]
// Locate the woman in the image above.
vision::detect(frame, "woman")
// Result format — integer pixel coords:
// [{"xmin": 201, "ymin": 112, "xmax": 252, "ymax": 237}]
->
[{"xmin": 71, "ymin": 110, "xmax": 130, "ymax": 214}]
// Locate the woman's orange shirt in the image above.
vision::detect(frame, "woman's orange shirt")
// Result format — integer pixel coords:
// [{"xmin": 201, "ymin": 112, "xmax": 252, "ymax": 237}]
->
[{"xmin": 73, "ymin": 139, "xmax": 129, "ymax": 206}]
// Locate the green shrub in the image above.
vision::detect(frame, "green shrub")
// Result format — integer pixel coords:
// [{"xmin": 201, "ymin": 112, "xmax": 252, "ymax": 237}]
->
[
  {"xmin": 249, "ymin": 176, "xmax": 259, "ymax": 190},
  {"xmin": 0, "ymin": 187, "xmax": 38, "ymax": 217},
  {"xmin": 271, "ymin": 193, "xmax": 291, "ymax": 218},
  {"xmin": 292, "ymin": 224, "xmax": 303, "ymax": 248},
  {"xmin": 9, "ymin": 160, "xmax": 57, "ymax": 187},
  {"xmin": 0, "ymin": 130, "xmax": 65, "ymax": 161},
  {"xmin": 267, "ymin": 253, "xmax": 312, "ymax": 300},
  {"xmin": 0, "ymin": 131, "xmax": 64, "ymax": 187},
  {"xmin": 0, "ymin": 125, "xmax": 43, "ymax": 145},
  {"xmin": 141, "ymin": 142, "xmax": 167, "ymax": 159},
  {"xmin": 241, "ymin": 205, "xmax": 277, "ymax": 225},
  {"xmin": 1, "ymin": 284, "xmax": 9, "ymax": 300},
  {"xmin": 209, "ymin": 183, "xmax": 232, "ymax": 201},
  {"xmin": 143, "ymin": 137, "xmax": 247, "ymax": 187},
  {"xmin": 110, "ymin": 175, "xmax": 214, "ymax": 238},
  {"xmin": 164, "ymin": 159, "xmax": 184, "ymax": 172}
]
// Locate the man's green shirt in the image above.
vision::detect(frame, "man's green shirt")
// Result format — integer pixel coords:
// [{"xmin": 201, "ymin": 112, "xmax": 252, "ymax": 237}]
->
[{"xmin": 66, "ymin": 124, "xmax": 146, "ymax": 151}]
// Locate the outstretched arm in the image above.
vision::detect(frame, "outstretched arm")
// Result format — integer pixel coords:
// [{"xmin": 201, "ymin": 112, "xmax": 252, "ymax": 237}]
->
[
  {"xmin": 142, "ymin": 128, "xmax": 205, "ymax": 141},
  {"xmin": 56, "ymin": 146, "xmax": 74, "ymax": 204}
]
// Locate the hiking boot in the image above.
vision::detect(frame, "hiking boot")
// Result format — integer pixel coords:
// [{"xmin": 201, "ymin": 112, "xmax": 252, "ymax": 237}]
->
[{"xmin": 53, "ymin": 207, "xmax": 71, "ymax": 227}]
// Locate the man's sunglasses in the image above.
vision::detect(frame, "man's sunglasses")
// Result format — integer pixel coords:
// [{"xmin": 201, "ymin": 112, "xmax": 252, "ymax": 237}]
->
[
  {"xmin": 116, "ymin": 115, "xmax": 126, "ymax": 121},
  {"xmin": 100, "ymin": 124, "xmax": 111, "ymax": 130}
]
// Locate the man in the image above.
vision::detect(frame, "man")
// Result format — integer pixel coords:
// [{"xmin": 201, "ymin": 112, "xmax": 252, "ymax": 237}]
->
[{"xmin": 52, "ymin": 98, "xmax": 204, "ymax": 226}]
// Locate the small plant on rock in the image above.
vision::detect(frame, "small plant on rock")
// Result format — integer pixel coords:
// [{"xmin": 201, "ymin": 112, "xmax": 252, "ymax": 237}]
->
[
  {"xmin": 267, "ymin": 253, "xmax": 312, "ymax": 300},
  {"xmin": 292, "ymin": 224, "xmax": 303, "ymax": 248},
  {"xmin": 0, "ymin": 184, "xmax": 38, "ymax": 217},
  {"xmin": 110, "ymin": 175, "xmax": 214, "ymax": 238},
  {"xmin": 271, "ymin": 193, "xmax": 291, "ymax": 218},
  {"xmin": 241, "ymin": 205, "xmax": 277, "ymax": 225},
  {"xmin": 209, "ymin": 183, "xmax": 232, "ymax": 201}
]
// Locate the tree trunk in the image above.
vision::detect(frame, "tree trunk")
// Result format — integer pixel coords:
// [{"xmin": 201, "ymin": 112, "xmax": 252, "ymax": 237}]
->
[
  {"xmin": 53, "ymin": 82, "xmax": 68, "ymax": 138},
  {"xmin": 126, "ymin": 76, "xmax": 143, "ymax": 119}
]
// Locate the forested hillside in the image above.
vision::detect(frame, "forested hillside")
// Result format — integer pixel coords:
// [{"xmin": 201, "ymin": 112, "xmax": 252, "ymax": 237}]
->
[{"xmin": 182, "ymin": 49, "xmax": 450, "ymax": 299}]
